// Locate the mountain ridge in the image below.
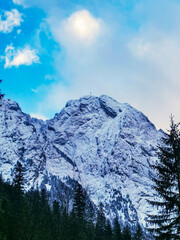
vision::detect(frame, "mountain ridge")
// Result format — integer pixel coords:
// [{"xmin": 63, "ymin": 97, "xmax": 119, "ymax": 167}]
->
[{"xmin": 0, "ymin": 95, "xmax": 164, "ymax": 231}]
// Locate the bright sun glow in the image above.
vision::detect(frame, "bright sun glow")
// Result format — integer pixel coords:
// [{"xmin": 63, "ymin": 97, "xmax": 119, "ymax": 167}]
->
[{"xmin": 65, "ymin": 10, "xmax": 101, "ymax": 44}]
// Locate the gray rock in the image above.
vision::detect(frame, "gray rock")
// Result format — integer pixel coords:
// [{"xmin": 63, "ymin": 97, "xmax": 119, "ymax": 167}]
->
[{"xmin": 0, "ymin": 96, "xmax": 165, "ymax": 232}]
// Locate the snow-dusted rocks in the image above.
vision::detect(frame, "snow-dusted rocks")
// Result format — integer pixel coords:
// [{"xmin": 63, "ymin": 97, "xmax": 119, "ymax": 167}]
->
[{"xmin": 0, "ymin": 95, "xmax": 164, "ymax": 230}]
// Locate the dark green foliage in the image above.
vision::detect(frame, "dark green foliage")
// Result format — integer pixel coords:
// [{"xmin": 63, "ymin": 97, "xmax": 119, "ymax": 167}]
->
[
  {"xmin": 113, "ymin": 216, "xmax": 122, "ymax": 240},
  {"xmin": 73, "ymin": 183, "xmax": 86, "ymax": 221},
  {"xmin": 148, "ymin": 117, "xmax": 180, "ymax": 239},
  {"xmin": 13, "ymin": 161, "xmax": 25, "ymax": 192},
  {"xmin": 122, "ymin": 226, "xmax": 132, "ymax": 240},
  {"xmin": 133, "ymin": 224, "xmax": 143, "ymax": 240},
  {"xmin": 95, "ymin": 202, "xmax": 107, "ymax": 240},
  {"xmin": 104, "ymin": 219, "xmax": 113, "ymax": 240},
  {"xmin": 69, "ymin": 183, "xmax": 87, "ymax": 239},
  {"xmin": 52, "ymin": 200, "xmax": 61, "ymax": 240},
  {"xmin": 0, "ymin": 175, "xmax": 140, "ymax": 240},
  {"xmin": 0, "ymin": 79, "xmax": 4, "ymax": 100}
]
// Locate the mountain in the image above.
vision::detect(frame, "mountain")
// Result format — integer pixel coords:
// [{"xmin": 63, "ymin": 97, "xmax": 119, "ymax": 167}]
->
[{"xmin": 0, "ymin": 95, "xmax": 164, "ymax": 231}]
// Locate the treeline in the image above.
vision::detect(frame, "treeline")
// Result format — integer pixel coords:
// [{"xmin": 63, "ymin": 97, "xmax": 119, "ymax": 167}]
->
[
  {"xmin": 148, "ymin": 118, "xmax": 180, "ymax": 239},
  {"xmin": 0, "ymin": 162, "xmax": 144, "ymax": 240}
]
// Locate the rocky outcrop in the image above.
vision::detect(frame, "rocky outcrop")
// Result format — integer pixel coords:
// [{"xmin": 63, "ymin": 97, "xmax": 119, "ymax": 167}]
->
[{"xmin": 0, "ymin": 95, "xmax": 164, "ymax": 230}]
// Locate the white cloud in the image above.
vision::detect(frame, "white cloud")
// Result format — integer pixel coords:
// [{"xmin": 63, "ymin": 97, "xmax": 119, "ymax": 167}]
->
[
  {"xmin": 0, "ymin": 9, "xmax": 23, "ymax": 33},
  {"xmin": 11, "ymin": 0, "xmax": 180, "ymax": 130},
  {"xmin": 17, "ymin": 29, "xmax": 21, "ymax": 34},
  {"xmin": 127, "ymin": 34, "xmax": 180, "ymax": 130},
  {"xmin": 3, "ymin": 44, "xmax": 40, "ymax": 68},
  {"xmin": 128, "ymin": 39, "xmax": 150, "ymax": 59},
  {"xmin": 30, "ymin": 113, "xmax": 47, "ymax": 121},
  {"xmin": 48, "ymin": 9, "xmax": 103, "ymax": 47},
  {"xmin": 128, "ymin": 36, "xmax": 180, "ymax": 87},
  {"xmin": 63, "ymin": 10, "xmax": 101, "ymax": 44},
  {"xmin": 12, "ymin": 0, "xmax": 49, "ymax": 8},
  {"xmin": 37, "ymin": 26, "xmax": 180, "ymax": 131},
  {"xmin": 13, "ymin": 0, "xmax": 25, "ymax": 4},
  {"xmin": 31, "ymin": 88, "xmax": 38, "ymax": 93}
]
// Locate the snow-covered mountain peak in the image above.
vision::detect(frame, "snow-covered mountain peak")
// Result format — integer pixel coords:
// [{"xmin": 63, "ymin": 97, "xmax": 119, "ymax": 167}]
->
[
  {"xmin": 0, "ymin": 95, "xmax": 164, "ymax": 232},
  {"xmin": 1, "ymin": 98, "xmax": 22, "ymax": 112}
]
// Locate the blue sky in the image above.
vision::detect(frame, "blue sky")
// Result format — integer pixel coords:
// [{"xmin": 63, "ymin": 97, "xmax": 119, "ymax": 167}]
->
[{"xmin": 1, "ymin": 0, "xmax": 180, "ymax": 130}]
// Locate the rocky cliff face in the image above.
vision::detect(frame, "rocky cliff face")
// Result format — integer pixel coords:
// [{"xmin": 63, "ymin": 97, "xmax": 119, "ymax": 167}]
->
[{"xmin": 0, "ymin": 95, "xmax": 164, "ymax": 230}]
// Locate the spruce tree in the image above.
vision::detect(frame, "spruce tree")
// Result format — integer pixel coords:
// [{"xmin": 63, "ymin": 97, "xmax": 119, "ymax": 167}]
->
[
  {"xmin": 95, "ymin": 202, "xmax": 106, "ymax": 240},
  {"xmin": 38, "ymin": 188, "xmax": 52, "ymax": 240},
  {"xmin": 12, "ymin": 161, "xmax": 27, "ymax": 240},
  {"xmin": 73, "ymin": 183, "xmax": 87, "ymax": 221},
  {"xmin": 113, "ymin": 216, "xmax": 122, "ymax": 240},
  {"xmin": 0, "ymin": 79, "xmax": 4, "ymax": 100},
  {"xmin": 71, "ymin": 183, "xmax": 87, "ymax": 239},
  {"xmin": 85, "ymin": 201, "xmax": 96, "ymax": 240},
  {"xmin": 13, "ymin": 161, "xmax": 25, "ymax": 192},
  {"xmin": 52, "ymin": 200, "xmax": 61, "ymax": 240},
  {"xmin": 104, "ymin": 219, "xmax": 113, "ymax": 240},
  {"xmin": 122, "ymin": 226, "xmax": 132, "ymax": 240},
  {"xmin": 148, "ymin": 117, "xmax": 180, "ymax": 239},
  {"xmin": 133, "ymin": 224, "xmax": 143, "ymax": 240}
]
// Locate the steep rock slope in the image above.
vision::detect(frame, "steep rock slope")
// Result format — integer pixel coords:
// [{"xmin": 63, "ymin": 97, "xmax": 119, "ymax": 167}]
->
[{"xmin": 0, "ymin": 95, "xmax": 163, "ymax": 229}]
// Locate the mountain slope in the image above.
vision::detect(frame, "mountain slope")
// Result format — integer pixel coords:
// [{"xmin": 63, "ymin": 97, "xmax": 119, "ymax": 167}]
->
[{"xmin": 0, "ymin": 95, "xmax": 163, "ymax": 229}]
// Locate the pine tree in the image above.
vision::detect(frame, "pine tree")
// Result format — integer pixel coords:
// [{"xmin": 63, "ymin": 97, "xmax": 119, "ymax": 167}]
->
[
  {"xmin": 148, "ymin": 117, "xmax": 180, "ymax": 239},
  {"xmin": 71, "ymin": 183, "xmax": 87, "ymax": 240},
  {"xmin": 85, "ymin": 201, "xmax": 96, "ymax": 240},
  {"xmin": 122, "ymin": 226, "xmax": 132, "ymax": 240},
  {"xmin": 133, "ymin": 224, "xmax": 143, "ymax": 240},
  {"xmin": 73, "ymin": 183, "xmax": 86, "ymax": 221},
  {"xmin": 104, "ymin": 219, "xmax": 113, "ymax": 240},
  {"xmin": 52, "ymin": 200, "xmax": 61, "ymax": 240},
  {"xmin": 13, "ymin": 161, "xmax": 25, "ymax": 192},
  {"xmin": 113, "ymin": 216, "xmax": 122, "ymax": 240},
  {"xmin": 12, "ymin": 161, "xmax": 27, "ymax": 240},
  {"xmin": 0, "ymin": 79, "xmax": 4, "ymax": 100},
  {"xmin": 95, "ymin": 202, "xmax": 106, "ymax": 240},
  {"xmin": 38, "ymin": 188, "xmax": 52, "ymax": 240},
  {"xmin": 60, "ymin": 206, "xmax": 70, "ymax": 239}
]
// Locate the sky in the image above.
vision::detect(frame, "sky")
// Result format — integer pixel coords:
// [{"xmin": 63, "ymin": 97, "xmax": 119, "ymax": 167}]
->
[{"xmin": 1, "ymin": 0, "xmax": 180, "ymax": 130}]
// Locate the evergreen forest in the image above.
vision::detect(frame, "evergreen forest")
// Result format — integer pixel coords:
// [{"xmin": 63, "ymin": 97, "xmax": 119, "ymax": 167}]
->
[{"xmin": 0, "ymin": 161, "xmax": 143, "ymax": 240}]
